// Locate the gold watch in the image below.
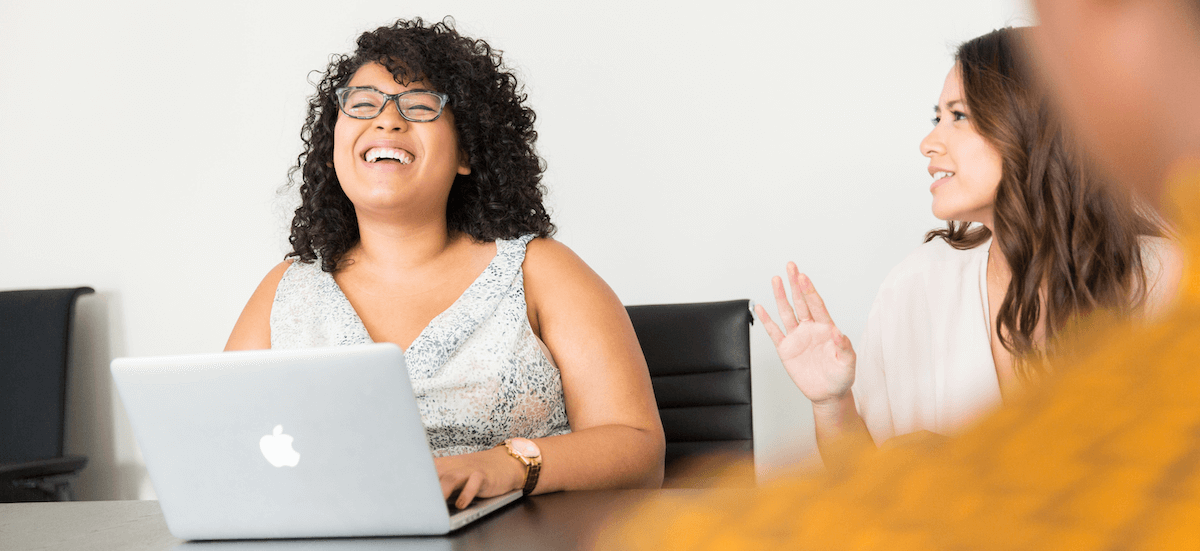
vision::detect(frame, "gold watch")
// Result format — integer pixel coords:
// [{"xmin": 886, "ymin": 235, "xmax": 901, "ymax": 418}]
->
[{"xmin": 501, "ymin": 437, "xmax": 542, "ymax": 494}]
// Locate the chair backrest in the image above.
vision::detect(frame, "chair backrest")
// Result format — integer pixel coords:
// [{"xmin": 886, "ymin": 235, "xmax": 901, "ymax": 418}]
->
[
  {"xmin": 0, "ymin": 287, "xmax": 94, "ymax": 463},
  {"xmin": 625, "ymin": 299, "xmax": 754, "ymax": 487}
]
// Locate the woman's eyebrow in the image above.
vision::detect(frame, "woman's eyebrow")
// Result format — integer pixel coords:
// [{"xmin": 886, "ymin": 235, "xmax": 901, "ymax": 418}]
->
[
  {"xmin": 933, "ymin": 99, "xmax": 964, "ymax": 114},
  {"xmin": 346, "ymin": 85, "xmax": 438, "ymax": 95}
]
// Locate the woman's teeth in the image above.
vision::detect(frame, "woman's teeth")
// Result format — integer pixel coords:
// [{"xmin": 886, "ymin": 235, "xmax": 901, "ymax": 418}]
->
[
  {"xmin": 933, "ymin": 171, "xmax": 955, "ymax": 180},
  {"xmin": 364, "ymin": 148, "xmax": 413, "ymax": 164}
]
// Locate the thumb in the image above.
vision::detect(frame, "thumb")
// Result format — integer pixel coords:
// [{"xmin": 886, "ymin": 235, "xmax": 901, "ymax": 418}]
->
[{"xmin": 831, "ymin": 327, "xmax": 855, "ymax": 355}]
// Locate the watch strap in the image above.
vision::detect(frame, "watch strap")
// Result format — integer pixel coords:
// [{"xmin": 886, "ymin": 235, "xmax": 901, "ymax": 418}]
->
[{"xmin": 521, "ymin": 455, "xmax": 541, "ymax": 494}]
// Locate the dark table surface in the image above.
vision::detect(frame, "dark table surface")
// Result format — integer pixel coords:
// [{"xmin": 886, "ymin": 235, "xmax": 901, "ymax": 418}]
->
[{"xmin": 0, "ymin": 490, "xmax": 724, "ymax": 551}]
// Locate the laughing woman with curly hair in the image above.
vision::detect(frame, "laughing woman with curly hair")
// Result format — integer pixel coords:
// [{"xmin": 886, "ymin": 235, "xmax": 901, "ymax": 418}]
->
[{"xmin": 225, "ymin": 17, "xmax": 665, "ymax": 506}]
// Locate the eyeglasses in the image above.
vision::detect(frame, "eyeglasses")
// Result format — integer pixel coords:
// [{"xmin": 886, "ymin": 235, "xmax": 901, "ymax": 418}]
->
[{"xmin": 334, "ymin": 87, "xmax": 450, "ymax": 122}]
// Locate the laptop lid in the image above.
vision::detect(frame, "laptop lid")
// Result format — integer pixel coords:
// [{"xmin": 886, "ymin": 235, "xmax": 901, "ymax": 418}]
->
[{"xmin": 112, "ymin": 343, "xmax": 509, "ymax": 540}]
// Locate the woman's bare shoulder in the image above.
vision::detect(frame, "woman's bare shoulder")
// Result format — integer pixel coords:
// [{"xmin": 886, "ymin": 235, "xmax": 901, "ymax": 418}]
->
[
  {"xmin": 224, "ymin": 260, "xmax": 295, "ymax": 351},
  {"xmin": 522, "ymin": 237, "xmax": 624, "ymax": 324},
  {"xmin": 522, "ymin": 237, "xmax": 606, "ymax": 285},
  {"xmin": 524, "ymin": 236, "xmax": 582, "ymax": 266},
  {"xmin": 257, "ymin": 260, "xmax": 296, "ymax": 296}
]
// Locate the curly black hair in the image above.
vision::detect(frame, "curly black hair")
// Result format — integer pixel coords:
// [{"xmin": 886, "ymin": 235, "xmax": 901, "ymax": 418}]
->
[{"xmin": 286, "ymin": 17, "xmax": 553, "ymax": 272}]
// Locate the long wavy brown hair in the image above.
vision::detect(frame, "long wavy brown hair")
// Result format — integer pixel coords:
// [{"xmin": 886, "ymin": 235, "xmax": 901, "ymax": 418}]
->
[{"xmin": 925, "ymin": 27, "xmax": 1162, "ymax": 379}]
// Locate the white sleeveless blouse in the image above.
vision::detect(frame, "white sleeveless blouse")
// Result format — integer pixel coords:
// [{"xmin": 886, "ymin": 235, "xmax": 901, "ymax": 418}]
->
[
  {"xmin": 269, "ymin": 234, "xmax": 571, "ymax": 457},
  {"xmin": 853, "ymin": 235, "xmax": 1173, "ymax": 444},
  {"xmin": 851, "ymin": 237, "xmax": 997, "ymax": 444}
]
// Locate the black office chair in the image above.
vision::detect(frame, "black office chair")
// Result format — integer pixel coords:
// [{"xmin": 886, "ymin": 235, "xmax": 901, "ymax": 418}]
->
[
  {"xmin": 0, "ymin": 286, "xmax": 94, "ymax": 502},
  {"xmin": 625, "ymin": 299, "xmax": 754, "ymax": 488}
]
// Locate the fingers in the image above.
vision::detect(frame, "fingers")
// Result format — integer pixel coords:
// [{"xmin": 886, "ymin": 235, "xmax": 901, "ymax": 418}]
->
[
  {"xmin": 797, "ymin": 272, "xmax": 835, "ymax": 326},
  {"xmin": 439, "ymin": 470, "xmax": 462, "ymax": 501},
  {"xmin": 787, "ymin": 263, "xmax": 814, "ymax": 323},
  {"xmin": 455, "ymin": 472, "xmax": 484, "ymax": 509},
  {"xmin": 771, "ymin": 275, "xmax": 798, "ymax": 333},
  {"xmin": 755, "ymin": 303, "xmax": 786, "ymax": 347},
  {"xmin": 436, "ymin": 456, "xmax": 474, "ymax": 504},
  {"xmin": 769, "ymin": 263, "xmax": 835, "ymax": 339},
  {"xmin": 434, "ymin": 457, "xmax": 452, "ymax": 499}
]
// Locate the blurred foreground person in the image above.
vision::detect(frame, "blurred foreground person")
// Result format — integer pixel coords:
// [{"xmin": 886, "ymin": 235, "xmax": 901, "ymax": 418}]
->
[{"xmin": 602, "ymin": 0, "xmax": 1200, "ymax": 548}]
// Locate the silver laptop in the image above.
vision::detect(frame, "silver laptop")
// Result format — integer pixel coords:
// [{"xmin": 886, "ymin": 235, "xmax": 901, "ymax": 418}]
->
[{"xmin": 111, "ymin": 343, "xmax": 521, "ymax": 540}]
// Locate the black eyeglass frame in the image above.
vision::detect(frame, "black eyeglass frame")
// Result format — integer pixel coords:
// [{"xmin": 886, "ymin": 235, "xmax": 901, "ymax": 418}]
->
[{"xmin": 334, "ymin": 87, "xmax": 451, "ymax": 122}]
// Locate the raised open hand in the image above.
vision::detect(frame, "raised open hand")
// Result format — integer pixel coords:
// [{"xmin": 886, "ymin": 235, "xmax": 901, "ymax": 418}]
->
[{"xmin": 756, "ymin": 262, "xmax": 857, "ymax": 405}]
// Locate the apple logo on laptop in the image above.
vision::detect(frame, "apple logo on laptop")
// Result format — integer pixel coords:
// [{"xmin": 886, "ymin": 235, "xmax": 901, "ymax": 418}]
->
[{"xmin": 259, "ymin": 425, "xmax": 300, "ymax": 467}]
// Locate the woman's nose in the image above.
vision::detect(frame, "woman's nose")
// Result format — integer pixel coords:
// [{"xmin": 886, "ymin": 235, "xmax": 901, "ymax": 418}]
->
[
  {"xmin": 920, "ymin": 124, "xmax": 944, "ymax": 158},
  {"xmin": 374, "ymin": 99, "xmax": 410, "ymax": 131}
]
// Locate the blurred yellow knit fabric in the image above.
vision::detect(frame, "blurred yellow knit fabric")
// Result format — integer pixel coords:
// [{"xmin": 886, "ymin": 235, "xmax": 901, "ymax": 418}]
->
[{"xmin": 603, "ymin": 168, "xmax": 1200, "ymax": 551}]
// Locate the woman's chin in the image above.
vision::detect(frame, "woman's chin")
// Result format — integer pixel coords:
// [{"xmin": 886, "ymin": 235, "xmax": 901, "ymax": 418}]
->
[
  {"xmin": 930, "ymin": 202, "xmax": 988, "ymax": 226},
  {"xmin": 931, "ymin": 203, "xmax": 954, "ymax": 222}
]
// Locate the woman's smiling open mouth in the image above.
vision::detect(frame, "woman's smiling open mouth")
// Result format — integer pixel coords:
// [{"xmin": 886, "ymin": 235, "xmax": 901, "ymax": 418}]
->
[{"xmin": 364, "ymin": 147, "xmax": 414, "ymax": 164}]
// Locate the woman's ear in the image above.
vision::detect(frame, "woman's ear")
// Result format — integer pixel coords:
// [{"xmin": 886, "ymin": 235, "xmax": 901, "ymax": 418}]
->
[{"xmin": 457, "ymin": 149, "xmax": 471, "ymax": 176}]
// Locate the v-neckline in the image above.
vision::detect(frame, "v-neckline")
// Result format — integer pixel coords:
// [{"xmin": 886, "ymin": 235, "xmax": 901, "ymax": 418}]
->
[
  {"xmin": 980, "ymin": 237, "xmax": 1023, "ymax": 401},
  {"xmin": 978, "ymin": 238, "xmax": 1005, "ymax": 398},
  {"xmin": 327, "ymin": 239, "xmax": 507, "ymax": 354}
]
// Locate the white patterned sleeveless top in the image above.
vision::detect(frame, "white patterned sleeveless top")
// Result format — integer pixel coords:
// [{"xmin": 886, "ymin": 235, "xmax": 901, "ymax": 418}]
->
[{"xmin": 270, "ymin": 234, "xmax": 571, "ymax": 457}]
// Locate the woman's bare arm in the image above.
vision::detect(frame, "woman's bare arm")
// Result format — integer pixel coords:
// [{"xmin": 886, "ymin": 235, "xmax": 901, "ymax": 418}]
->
[
  {"xmin": 522, "ymin": 238, "xmax": 665, "ymax": 492},
  {"xmin": 757, "ymin": 263, "xmax": 875, "ymax": 467}
]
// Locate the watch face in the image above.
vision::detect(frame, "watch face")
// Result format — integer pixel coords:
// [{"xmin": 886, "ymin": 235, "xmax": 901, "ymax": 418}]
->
[{"xmin": 511, "ymin": 437, "xmax": 540, "ymax": 458}]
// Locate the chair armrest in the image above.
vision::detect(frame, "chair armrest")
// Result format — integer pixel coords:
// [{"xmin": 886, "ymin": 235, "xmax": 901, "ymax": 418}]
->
[{"xmin": 0, "ymin": 455, "xmax": 88, "ymax": 483}]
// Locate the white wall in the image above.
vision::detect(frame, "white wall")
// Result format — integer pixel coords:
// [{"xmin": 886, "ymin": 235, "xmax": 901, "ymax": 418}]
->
[{"xmin": 0, "ymin": 0, "xmax": 1033, "ymax": 500}]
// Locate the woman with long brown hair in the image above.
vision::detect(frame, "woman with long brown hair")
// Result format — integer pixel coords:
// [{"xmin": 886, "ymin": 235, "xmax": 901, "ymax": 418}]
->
[{"xmin": 758, "ymin": 27, "xmax": 1181, "ymax": 461}]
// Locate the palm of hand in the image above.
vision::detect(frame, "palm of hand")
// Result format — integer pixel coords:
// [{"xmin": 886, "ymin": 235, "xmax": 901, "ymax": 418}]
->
[
  {"xmin": 775, "ymin": 320, "xmax": 855, "ymax": 404},
  {"xmin": 759, "ymin": 265, "xmax": 858, "ymax": 405}
]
